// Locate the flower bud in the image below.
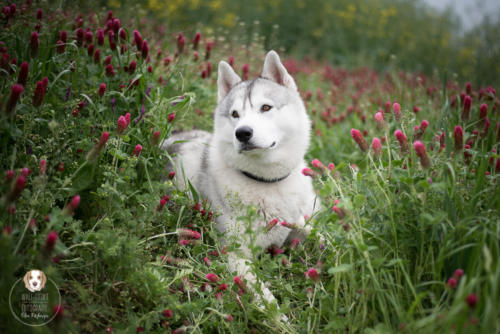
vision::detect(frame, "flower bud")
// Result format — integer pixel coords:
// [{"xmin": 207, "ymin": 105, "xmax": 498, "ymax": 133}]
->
[
  {"xmin": 176, "ymin": 33, "xmax": 185, "ymax": 53},
  {"xmin": 93, "ymin": 48, "xmax": 101, "ymax": 63},
  {"xmin": 479, "ymin": 103, "xmax": 487, "ymax": 120},
  {"xmin": 133, "ymin": 30, "xmax": 143, "ymax": 51},
  {"xmin": 413, "ymin": 141, "xmax": 431, "ymax": 168},
  {"xmin": 371, "ymin": 137, "xmax": 382, "ymax": 156},
  {"xmin": 17, "ymin": 61, "xmax": 29, "ymax": 86},
  {"xmin": 454, "ymin": 126, "xmax": 463, "ymax": 151},
  {"xmin": 462, "ymin": 95, "xmax": 471, "ymax": 120},
  {"xmin": 30, "ymin": 31, "xmax": 39, "ymax": 57},
  {"xmin": 205, "ymin": 273, "xmax": 219, "ymax": 283},
  {"xmin": 242, "ymin": 63, "xmax": 249, "ymax": 80},
  {"xmin": 351, "ymin": 128, "xmax": 368, "ymax": 152},
  {"xmin": 305, "ymin": 268, "xmax": 320, "ymax": 283},
  {"xmin": 45, "ymin": 231, "xmax": 58, "ymax": 251},
  {"xmin": 32, "ymin": 77, "xmax": 48, "ymax": 107},
  {"xmin": 394, "ymin": 130, "xmax": 409, "ymax": 154},
  {"xmin": 393, "ymin": 102, "xmax": 401, "ymax": 120},
  {"xmin": 192, "ymin": 32, "xmax": 201, "ymax": 50},
  {"xmin": 4, "ymin": 84, "xmax": 24, "ymax": 116},
  {"xmin": 141, "ymin": 40, "xmax": 149, "ymax": 58},
  {"xmin": 133, "ymin": 144, "xmax": 142, "ymax": 156},
  {"xmin": 465, "ymin": 293, "xmax": 478, "ymax": 308},
  {"xmin": 128, "ymin": 60, "xmax": 136, "ymax": 74},
  {"xmin": 98, "ymin": 83, "xmax": 106, "ymax": 97},
  {"xmin": 152, "ymin": 131, "xmax": 161, "ymax": 145}
]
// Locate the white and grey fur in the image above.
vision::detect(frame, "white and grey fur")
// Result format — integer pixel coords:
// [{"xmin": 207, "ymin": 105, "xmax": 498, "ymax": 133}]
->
[{"xmin": 163, "ymin": 51, "xmax": 319, "ymax": 310}]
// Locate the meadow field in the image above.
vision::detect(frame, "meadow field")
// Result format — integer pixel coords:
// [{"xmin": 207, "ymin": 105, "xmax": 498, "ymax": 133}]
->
[{"xmin": 0, "ymin": 1, "xmax": 499, "ymax": 333}]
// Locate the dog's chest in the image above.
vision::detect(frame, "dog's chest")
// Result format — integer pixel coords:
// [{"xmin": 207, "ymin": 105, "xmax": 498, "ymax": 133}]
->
[{"xmin": 218, "ymin": 172, "xmax": 314, "ymax": 223}]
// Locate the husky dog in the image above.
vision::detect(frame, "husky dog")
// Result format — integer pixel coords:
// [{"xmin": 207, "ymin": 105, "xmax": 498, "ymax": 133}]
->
[{"xmin": 164, "ymin": 50, "xmax": 319, "ymax": 311}]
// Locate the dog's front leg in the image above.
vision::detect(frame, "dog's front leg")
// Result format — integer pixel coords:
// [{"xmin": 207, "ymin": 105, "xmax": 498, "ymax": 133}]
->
[
  {"xmin": 285, "ymin": 215, "xmax": 325, "ymax": 246},
  {"xmin": 227, "ymin": 250, "xmax": 277, "ymax": 305}
]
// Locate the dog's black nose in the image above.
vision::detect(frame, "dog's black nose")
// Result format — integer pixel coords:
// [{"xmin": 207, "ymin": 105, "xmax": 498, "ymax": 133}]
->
[
  {"xmin": 33, "ymin": 282, "xmax": 37, "ymax": 286},
  {"xmin": 235, "ymin": 126, "xmax": 253, "ymax": 142}
]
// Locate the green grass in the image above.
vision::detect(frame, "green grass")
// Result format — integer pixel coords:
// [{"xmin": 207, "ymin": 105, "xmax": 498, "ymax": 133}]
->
[{"xmin": 0, "ymin": 3, "xmax": 499, "ymax": 334}]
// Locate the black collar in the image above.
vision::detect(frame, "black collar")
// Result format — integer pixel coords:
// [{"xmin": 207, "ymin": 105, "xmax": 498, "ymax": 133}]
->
[{"xmin": 241, "ymin": 170, "xmax": 290, "ymax": 183}]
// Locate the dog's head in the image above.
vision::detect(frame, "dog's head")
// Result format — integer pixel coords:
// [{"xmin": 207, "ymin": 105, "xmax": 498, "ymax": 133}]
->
[
  {"xmin": 214, "ymin": 50, "xmax": 310, "ymax": 180},
  {"xmin": 23, "ymin": 270, "xmax": 47, "ymax": 292}
]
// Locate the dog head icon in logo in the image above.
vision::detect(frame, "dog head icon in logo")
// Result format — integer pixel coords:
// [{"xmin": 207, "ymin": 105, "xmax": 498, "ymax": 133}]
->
[{"xmin": 23, "ymin": 270, "xmax": 47, "ymax": 292}]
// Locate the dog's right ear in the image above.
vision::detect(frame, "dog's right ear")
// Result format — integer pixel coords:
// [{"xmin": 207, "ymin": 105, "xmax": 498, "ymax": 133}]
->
[{"xmin": 217, "ymin": 61, "xmax": 241, "ymax": 103}]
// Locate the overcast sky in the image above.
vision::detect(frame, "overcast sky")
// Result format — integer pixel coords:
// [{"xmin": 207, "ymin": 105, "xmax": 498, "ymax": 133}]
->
[{"xmin": 421, "ymin": 0, "xmax": 500, "ymax": 30}]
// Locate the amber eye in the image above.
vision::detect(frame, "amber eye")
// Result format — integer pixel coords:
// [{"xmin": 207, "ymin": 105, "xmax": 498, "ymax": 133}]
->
[
  {"xmin": 261, "ymin": 104, "xmax": 272, "ymax": 112},
  {"xmin": 231, "ymin": 110, "xmax": 239, "ymax": 118}
]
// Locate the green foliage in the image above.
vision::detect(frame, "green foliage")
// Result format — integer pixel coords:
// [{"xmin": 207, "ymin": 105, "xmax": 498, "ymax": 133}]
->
[
  {"xmin": 0, "ymin": 2, "xmax": 499, "ymax": 334},
  {"xmin": 107, "ymin": 0, "xmax": 500, "ymax": 86}
]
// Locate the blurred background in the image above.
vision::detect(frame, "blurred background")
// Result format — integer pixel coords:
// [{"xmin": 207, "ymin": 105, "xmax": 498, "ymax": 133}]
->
[{"xmin": 98, "ymin": 0, "xmax": 499, "ymax": 86}]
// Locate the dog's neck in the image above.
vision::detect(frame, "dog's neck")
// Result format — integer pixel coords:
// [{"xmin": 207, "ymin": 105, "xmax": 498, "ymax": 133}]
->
[{"xmin": 240, "ymin": 169, "xmax": 290, "ymax": 183}]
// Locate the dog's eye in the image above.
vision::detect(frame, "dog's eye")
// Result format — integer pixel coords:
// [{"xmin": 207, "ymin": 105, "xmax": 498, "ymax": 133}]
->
[
  {"xmin": 231, "ymin": 110, "xmax": 239, "ymax": 118},
  {"xmin": 261, "ymin": 104, "xmax": 272, "ymax": 112}
]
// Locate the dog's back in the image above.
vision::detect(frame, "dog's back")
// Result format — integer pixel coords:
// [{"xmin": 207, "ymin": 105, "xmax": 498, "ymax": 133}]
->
[{"xmin": 163, "ymin": 130, "xmax": 211, "ymax": 191}]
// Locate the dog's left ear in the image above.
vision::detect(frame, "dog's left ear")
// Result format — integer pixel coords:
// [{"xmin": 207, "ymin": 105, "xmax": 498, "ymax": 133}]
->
[
  {"xmin": 40, "ymin": 271, "xmax": 47, "ymax": 289},
  {"xmin": 261, "ymin": 50, "xmax": 297, "ymax": 91}
]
